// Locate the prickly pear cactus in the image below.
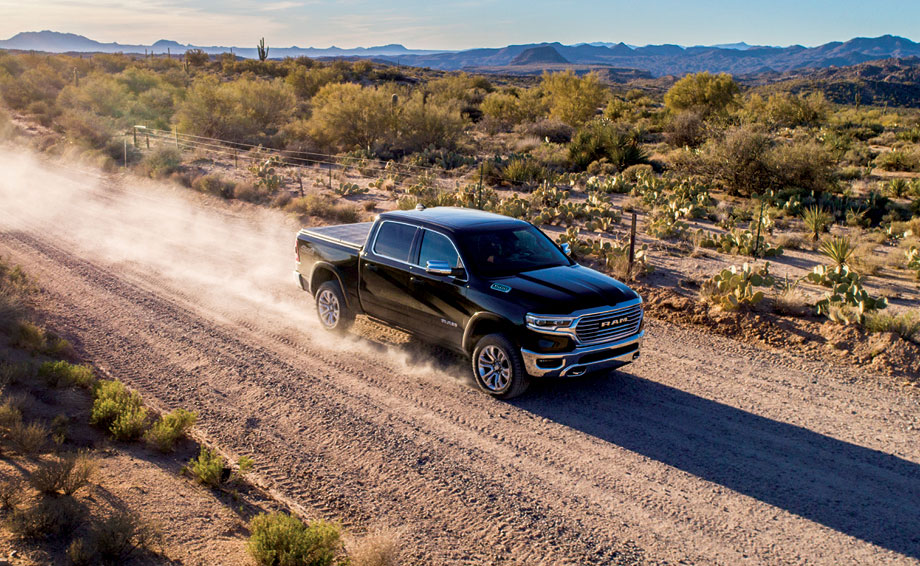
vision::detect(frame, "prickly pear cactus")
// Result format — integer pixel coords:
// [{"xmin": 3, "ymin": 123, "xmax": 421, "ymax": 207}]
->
[{"xmin": 706, "ymin": 262, "xmax": 775, "ymax": 310}]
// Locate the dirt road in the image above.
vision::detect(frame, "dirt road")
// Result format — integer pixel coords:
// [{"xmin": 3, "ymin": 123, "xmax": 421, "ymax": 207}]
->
[{"xmin": 2, "ymin": 149, "xmax": 919, "ymax": 565}]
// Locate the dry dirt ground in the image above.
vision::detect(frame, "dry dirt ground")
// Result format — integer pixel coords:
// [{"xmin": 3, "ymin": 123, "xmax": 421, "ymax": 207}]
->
[{"xmin": 1, "ymin": 148, "xmax": 919, "ymax": 565}]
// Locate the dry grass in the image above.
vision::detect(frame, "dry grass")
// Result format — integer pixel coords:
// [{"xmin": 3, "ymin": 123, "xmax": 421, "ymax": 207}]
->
[
  {"xmin": 7, "ymin": 421, "xmax": 49, "ymax": 456},
  {"xmin": 285, "ymin": 195, "xmax": 361, "ymax": 223},
  {"xmin": 348, "ymin": 529, "xmax": 402, "ymax": 566},
  {"xmin": 851, "ymin": 243, "xmax": 886, "ymax": 276},
  {"xmin": 772, "ymin": 232, "xmax": 812, "ymax": 251},
  {"xmin": 864, "ymin": 310, "xmax": 920, "ymax": 343},
  {"xmin": 29, "ymin": 452, "xmax": 97, "ymax": 496}
]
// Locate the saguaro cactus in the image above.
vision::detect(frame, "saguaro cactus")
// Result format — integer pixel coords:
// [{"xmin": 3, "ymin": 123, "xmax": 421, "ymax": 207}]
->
[{"xmin": 257, "ymin": 37, "xmax": 269, "ymax": 61}]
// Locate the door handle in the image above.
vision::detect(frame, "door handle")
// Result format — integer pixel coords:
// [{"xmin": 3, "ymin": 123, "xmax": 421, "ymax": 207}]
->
[{"xmin": 365, "ymin": 264, "xmax": 378, "ymax": 272}]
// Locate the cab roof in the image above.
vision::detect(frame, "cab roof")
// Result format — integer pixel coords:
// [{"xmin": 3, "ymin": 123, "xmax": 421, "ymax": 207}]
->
[{"xmin": 378, "ymin": 207, "xmax": 527, "ymax": 233}]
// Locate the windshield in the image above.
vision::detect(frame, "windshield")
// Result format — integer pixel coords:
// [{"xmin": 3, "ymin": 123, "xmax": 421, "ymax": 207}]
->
[{"xmin": 457, "ymin": 224, "xmax": 571, "ymax": 278}]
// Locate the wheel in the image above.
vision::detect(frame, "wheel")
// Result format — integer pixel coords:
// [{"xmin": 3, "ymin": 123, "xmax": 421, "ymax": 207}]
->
[
  {"xmin": 471, "ymin": 333, "xmax": 529, "ymax": 399},
  {"xmin": 315, "ymin": 281, "xmax": 353, "ymax": 333}
]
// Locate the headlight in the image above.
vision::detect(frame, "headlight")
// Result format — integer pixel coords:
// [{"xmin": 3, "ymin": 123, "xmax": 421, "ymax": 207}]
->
[{"xmin": 526, "ymin": 314, "xmax": 576, "ymax": 332}]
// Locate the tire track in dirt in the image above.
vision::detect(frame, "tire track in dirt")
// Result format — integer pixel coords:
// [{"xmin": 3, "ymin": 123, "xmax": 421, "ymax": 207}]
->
[{"xmin": 2, "ymin": 152, "xmax": 919, "ymax": 565}]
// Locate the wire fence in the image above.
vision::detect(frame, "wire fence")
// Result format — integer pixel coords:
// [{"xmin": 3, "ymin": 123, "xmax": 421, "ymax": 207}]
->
[{"xmin": 127, "ymin": 126, "xmax": 480, "ymax": 199}]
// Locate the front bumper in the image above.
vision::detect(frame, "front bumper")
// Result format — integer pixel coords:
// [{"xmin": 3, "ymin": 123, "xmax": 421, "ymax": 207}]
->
[{"xmin": 521, "ymin": 331, "xmax": 643, "ymax": 378}]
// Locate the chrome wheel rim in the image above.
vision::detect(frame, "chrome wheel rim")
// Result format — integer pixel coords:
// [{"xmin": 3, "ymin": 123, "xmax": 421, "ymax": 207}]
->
[
  {"xmin": 477, "ymin": 345, "xmax": 511, "ymax": 391},
  {"xmin": 317, "ymin": 289, "xmax": 340, "ymax": 328}
]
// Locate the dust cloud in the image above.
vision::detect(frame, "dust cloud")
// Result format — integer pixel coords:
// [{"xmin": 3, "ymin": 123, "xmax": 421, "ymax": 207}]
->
[{"xmin": 0, "ymin": 148, "xmax": 457, "ymax": 380}]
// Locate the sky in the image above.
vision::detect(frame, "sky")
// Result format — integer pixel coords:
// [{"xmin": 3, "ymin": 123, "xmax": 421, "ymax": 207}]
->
[{"xmin": 0, "ymin": 0, "xmax": 918, "ymax": 50}]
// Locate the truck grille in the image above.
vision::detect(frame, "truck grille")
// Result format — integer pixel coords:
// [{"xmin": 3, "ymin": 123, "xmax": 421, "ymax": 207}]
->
[{"xmin": 575, "ymin": 304, "xmax": 643, "ymax": 344}]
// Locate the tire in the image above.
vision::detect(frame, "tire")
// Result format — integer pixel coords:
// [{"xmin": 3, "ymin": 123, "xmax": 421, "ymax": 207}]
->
[
  {"xmin": 471, "ymin": 333, "xmax": 529, "ymax": 399},
  {"xmin": 315, "ymin": 281, "xmax": 353, "ymax": 333}
]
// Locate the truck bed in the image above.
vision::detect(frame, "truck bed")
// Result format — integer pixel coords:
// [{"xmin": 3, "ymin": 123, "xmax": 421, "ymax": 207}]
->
[{"xmin": 299, "ymin": 222, "xmax": 373, "ymax": 250}]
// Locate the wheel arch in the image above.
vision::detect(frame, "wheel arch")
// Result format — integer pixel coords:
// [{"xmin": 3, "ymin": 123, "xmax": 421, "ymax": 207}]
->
[
  {"xmin": 462, "ymin": 312, "xmax": 517, "ymax": 354},
  {"xmin": 310, "ymin": 263, "xmax": 351, "ymax": 309}
]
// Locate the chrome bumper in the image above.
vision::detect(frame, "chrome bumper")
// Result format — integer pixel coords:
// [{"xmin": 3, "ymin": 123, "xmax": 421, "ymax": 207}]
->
[
  {"xmin": 293, "ymin": 270, "xmax": 306, "ymax": 291},
  {"xmin": 521, "ymin": 331, "xmax": 643, "ymax": 378}
]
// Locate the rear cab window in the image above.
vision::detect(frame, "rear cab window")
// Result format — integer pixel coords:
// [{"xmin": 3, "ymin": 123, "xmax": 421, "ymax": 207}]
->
[{"xmin": 372, "ymin": 221, "xmax": 417, "ymax": 262}]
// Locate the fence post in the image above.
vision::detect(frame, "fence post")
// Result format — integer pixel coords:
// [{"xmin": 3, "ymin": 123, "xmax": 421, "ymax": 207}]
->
[
  {"xmin": 145, "ymin": 129, "xmax": 150, "ymax": 149},
  {"xmin": 298, "ymin": 174, "xmax": 304, "ymax": 198},
  {"xmin": 476, "ymin": 162, "xmax": 484, "ymax": 209},
  {"xmin": 328, "ymin": 167, "xmax": 332, "ymax": 190},
  {"xmin": 132, "ymin": 126, "xmax": 137, "ymax": 147},
  {"xmin": 753, "ymin": 196, "xmax": 765, "ymax": 259},
  {"xmin": 174, "ymin": 126, "xmax": 179, "ymax": 149},
  {"xmin": 123, "ymin": 138, "xmax": 128, "ymax": 169},
  {"xmin": 628, "ymin": 211, "xmax": 637, "ymax": 280}
]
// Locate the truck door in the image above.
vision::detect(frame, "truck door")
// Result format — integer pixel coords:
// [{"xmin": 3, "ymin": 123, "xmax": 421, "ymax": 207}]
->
[
  {"xmin": 404, "ymin": 228, "xmax": 469, "ymax": 346},
  {"xmin": 360, "ymin": 221, "xmax": 418, "ymax": 327}
]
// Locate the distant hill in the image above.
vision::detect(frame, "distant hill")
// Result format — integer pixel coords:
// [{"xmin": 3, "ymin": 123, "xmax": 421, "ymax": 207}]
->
[
  {"xmin": 745, "ymin": 57, "xmax": 920, "ymax": 107},
  {"xmin": 510, "ymin": 46, "xmax": 569, "ymax": 66},
  {"xmin": 0, "ymin": 30, "xmax": 446, "ymax": 58},
  {"xmin": 2, "ymin": 31, "xmax": 920, "ymax": 81}
]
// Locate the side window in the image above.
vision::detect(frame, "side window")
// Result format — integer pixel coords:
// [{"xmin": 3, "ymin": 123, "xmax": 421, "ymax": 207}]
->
[
  {"xmin": 418, "ymin": 230, "xmax": 462, "ymax": 270},
  {"xmin": 373, "ymin": 222, "xmax": 417, "ymax": 262}
]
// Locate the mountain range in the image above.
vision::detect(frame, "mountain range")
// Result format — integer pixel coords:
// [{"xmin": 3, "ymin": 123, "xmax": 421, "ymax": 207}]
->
[{"xmin": 2, "ymin": 31, "xmax": 920, "ymax": 78}]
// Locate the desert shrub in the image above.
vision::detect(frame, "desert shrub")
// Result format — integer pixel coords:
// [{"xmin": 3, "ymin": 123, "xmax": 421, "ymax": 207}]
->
[
  {"xmin": 308, "ymin": 83, "xmax": 393, "ymax": 153},
  {"xmin": 186, "ymin": 447, "xmax": 226, "ymax": 488},
  {"xmin": 769, "ymin": 141, "xmax": 836, "ymax": 195},
  {"xmin": 480, "ymin": 91, "xmax": 526, "ymax": 132},
  {"xmin": 145, "ymin": 408, "xmax": 197, "ymax": 452},
  {"xmin": 517, "ymin": 119, "xmax": 574, "ymax": 143},
  {"xmin": 874, "ymin": 149, "xmax": 920, "ymax": 172},
  {"xmin": 285, "ymin": 65, "xmax": 343, "ymax": 99},
  {"xmin": 0, "ymin": 398, "xmax": 22, "ymax": 430},
  {"xmin": 348, "ymin": 529, "xmax": 401, "ymax": 566},
  {"xmin": 664, "ymin": 72, "xmax": 739, "ymax": 117},
  {"xmin": 90, "ymin": 380, "xmax": 148, "ymax": 441},
  {"xmin": 743, "ymin": 92, "xmax": 828, "ymax": 128},
  {"xmin": 176, "ymin": 75, "xmax": 296, "ymax": 144},
  {"xmin": 192, "ymin": 174, "xmax": 235, "ymax": 199},
  {"xmin": 8, "ymin": 495, "xmax": 81, "ymax": 540},
  {"xmin": 569, "ymin": 119, "xmax": 648, "ymax": 172},
  {"xmin": 541, "ymin": 70, "xmax": 606, "ymax": 127},
  {"xmin": 285, "ymin": 195, "xmax": 360, "ymax": 223},
  {"xmin": 142, "ymin": 146, "xmax": 182, "ymax": 178},
  {"xmin": 11, "ymin": 321, "xmax": 46, "ymax": 353},
  {"xmin": 665, "ymin": 110, "xmax": 707, "ymax": 148},
  {"xmin": 70, "ymin": 511, "xmax": 159, "ymax": 565},
  {"xmin": 6, "ymin": 421, "xmax": 48, "ymax": 456},
  {"xmin": 697, "ymin": 126, "xmax": 772, "ymax": 196},
  {"xmin": 38, "ymin": 361, "xmax": 95, "ymax": 389},
  {"xmin": 29, "ymin": 452, "xmax": 96, "ymax": 495},
  {"xmin": 185, "ymin": 49, "xmax": 209, "ymax": 67},
  {"xmin": 864, "ymin": 311, "xmax": 920, "ymax": 342},
  {"xmin": 397, "ymin": 92, "xmax": 466, "ymax": 153},
  {"xmin": 0, "ymin": 479, "xmax": 26, "ymax": 511},
  {"xmin": 248, "ymin": 512, "xmax": 343, "ymax": 566},
  {"xmin": 885, "ymin": 178, "xmax": 910, "ymax": 199}
]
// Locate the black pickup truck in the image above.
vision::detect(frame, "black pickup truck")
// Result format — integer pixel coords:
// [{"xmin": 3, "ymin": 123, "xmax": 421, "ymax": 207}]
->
[{"xmin": 294, "ymin": 206, "xmax": 644, "ymax": 398}]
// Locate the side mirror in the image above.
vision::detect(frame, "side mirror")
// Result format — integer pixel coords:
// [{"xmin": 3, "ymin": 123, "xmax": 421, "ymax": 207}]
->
[
  {"xmin": 425, "ymin": 260, "xmax": 453, "ymax": 275},
  {"xmin": 561, "ymin": 242, "xmax": 571, "ymax": 256}
]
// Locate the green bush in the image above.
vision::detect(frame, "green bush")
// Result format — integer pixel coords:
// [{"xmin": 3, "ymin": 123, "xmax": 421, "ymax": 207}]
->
[
  {"xmin": 145, "ymin": 408, "xmax": 197, "ymax": 452},
  {"xmin": 37, "ymin": 361, "xmax": 95, "ymax": 389},
  {"xmin": 569, "ymin": 119, "xmax": 648, "ymax": 172},
  {"xmin": 141, "ymin": 146, "xmax": 182, "ymax": 178},
  {"xmin": 864, "ymin": 310, "xmax": 920, "ymax": 342},
  {"xmin": 90, "ymin": 380, "xmax": 148, "ymax": 441},
  {"xmin": 874, "ymin": 149, "xmax": 920, "ymax": 172},
  {"xmin": 248, "ymin": 512, "xmax": 343, "ymax": 566},
  {"xmin": 285, "ymin": 196, "xmax": 360, "ymax": 223},
  {"xmin": 186, "ymin": 447, "xmax": 226, "ymax": 488},
  {"xmin": 664, "ymin": 72, "xmax": 739, "ymax": 116}
]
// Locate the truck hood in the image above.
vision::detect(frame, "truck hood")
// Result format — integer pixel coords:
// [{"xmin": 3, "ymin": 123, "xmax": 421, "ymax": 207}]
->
[{"xmin": 491, "ymin": 264, "xmax": 639, "ymax": 314}]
